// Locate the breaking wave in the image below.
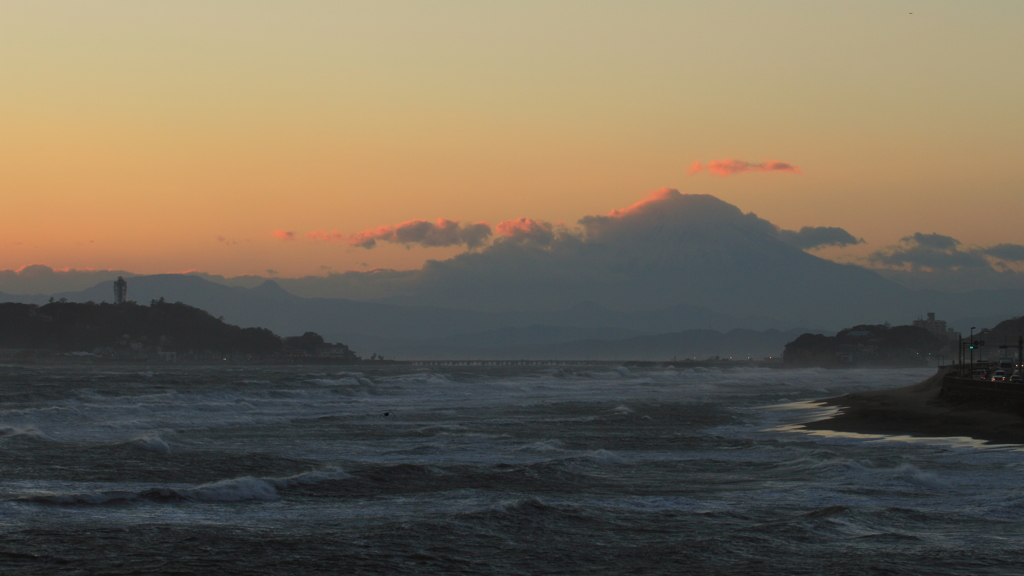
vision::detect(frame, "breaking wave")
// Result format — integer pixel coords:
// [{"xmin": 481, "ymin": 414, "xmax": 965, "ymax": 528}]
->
[{"xmin": 18, "ymin": 468, "xmax": 351, "ymax": 506}]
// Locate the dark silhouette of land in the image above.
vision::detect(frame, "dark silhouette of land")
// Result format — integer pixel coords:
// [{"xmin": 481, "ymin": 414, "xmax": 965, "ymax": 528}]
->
[
  {"xmin": 783, "ymin": 324, "xmax": 943, "ymax": 368},
  {"xmin": 0, "ymin": 300, "xmax": 359, "ymax": 363},
  {"xmin": 802, "ymin": 369, "xmax": 1024, "ymax": 445}
]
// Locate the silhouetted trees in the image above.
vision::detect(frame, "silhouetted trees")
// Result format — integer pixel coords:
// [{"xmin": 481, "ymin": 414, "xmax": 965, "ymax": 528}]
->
[
  {"xmin": 0, "ymin": 300, "xmax": 358, "ymax": 361},
  {"xmin": 284, "ymin": 331, "xmax": 326, "ymax": 354},
  {"xmin": 783, "ymin": 324, "xmax": 942, "ymax": 367}
]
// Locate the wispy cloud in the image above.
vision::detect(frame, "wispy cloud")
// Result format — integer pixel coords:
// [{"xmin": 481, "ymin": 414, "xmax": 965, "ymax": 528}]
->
[
  {"xmin": 306, "ymin": 230, "xmax": 344, "ymax": 242},
  {"xmin": 689, "ymin": 158, "xmax": 800, "ymax": 177},
  {"xmin": 869, "ymin": 233, "xmax": 990, "ymax": 271},
  {"xmin": 777, "ymin": 227, "xmax": 864, "ymax": 250},
  {"xmin": 984, "ymin": 244, "xmax": 1024, "ymax": 262},
  {"xmin": 349, "ymin": 219, "xmax": 492, "ymax": 249},
  {"xmin": 272, "ymin": 230, "xmax": 295, "ymax": 241},
  {"xmin": 904, "ymin": 232, "xmax": 959, "ymax": 251}
]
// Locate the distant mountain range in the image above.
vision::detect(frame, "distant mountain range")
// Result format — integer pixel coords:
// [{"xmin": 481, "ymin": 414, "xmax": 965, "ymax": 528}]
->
[
  {"xmin": 0, "ymin": 272, "xmax": 1019, "ymax": 360},
  {"xmin": 0, "ymin": 274, "xmax": 798, "ymax": 359},
  {"xmin": 2, "ymin": 193, "xmax": 1021, "ymax": 359}
]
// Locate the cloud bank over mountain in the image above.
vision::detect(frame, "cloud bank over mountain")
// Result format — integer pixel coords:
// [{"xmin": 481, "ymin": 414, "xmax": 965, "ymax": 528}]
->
[
  {"xmin": 0, "ymin": 192, "xmax": 879, "ymax": 326},
  {"xmin": 865, "ymin": 233, "xmax": 1024, "ymax": 293},
  {"xmin": 777, "ymin": 227, "xmax": 864, "ymax": 250},
  {"xmin": 0, "ymin": 265, "xmax": 134, "ymax": 295},
  {"xmin": 8, "ymin": 191, "xmax": 1024, "ymax": 310},
  {"xmin": 349, "ymin": 218, "xmax": 492, "ymax": 249},
  {"xmin": 386, "ymin": 190, "xmax": 898, "ymax": 323},
  {"xmin": 868, "ymin": 233, "xmax": 1024, "ymax": 272},
  {"xmin": 984, "ymin": 244, "xmax": 1024, "ymax": 262}
]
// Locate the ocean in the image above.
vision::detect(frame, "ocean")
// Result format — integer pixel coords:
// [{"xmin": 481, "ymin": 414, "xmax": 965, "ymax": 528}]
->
[{"xmin": 1, "ymin": 364, "xmax": 1022, "ymax": 575}]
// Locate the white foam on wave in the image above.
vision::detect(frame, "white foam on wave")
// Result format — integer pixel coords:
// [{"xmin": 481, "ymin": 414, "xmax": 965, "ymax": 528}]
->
[
  {"xmin": 471, "ymin": 496, "xmax": 555, "ymax": 517},
  {"xmin": 0, "ymin": 425, "xmax": 47, "ymax": 439},
  {"xmin": 266, "ymin": 468, "xmax": 353, "ymax": 489},
  {"xmin": 382, "ymin": 373, "xmax": 455, "ymax": 387},
  {"xmin": 309, "ymin": 377, "xmax": 372, "ymax": 388},
  {"xmin": 414, "ymin": 424, "xmax": 467, "ymax": 435},
  {"xmin": 0, "ymin": 366, "xmax": 937, "ymax": 454},
  {"xmin": 18, "ymin": 467, "xmax": 352, "ymax": 506},
  {"xmin": 515, "ymin": 439, "xmax": 566, "ymax": 453},
  {"xmin": 770, "ymin": 454, "xmax": 956, "ymax": 493},
  {"xmin": 600, "ymin": 495, "xmax": 713, "ymax": 514},
  {"xmin": 130, "ymin": 435, "xmax": 170, "ymax": 454},
  {"xmin": 334, "ymin": 371, "xmax": 366, "ymax": 379},
  {"xmin": 893, "ymin": 463, "xmax": 953, "ymax": 491},
  {"xmin": 189, "ymin": 476, "xmax": 280, "ymax": 502},
  {"xmin": 0, "ymin": 386, "xmax": 369, "ymax": 445},
  {"xmin": 580, "ymin": 449, "xmax": 626, "ymax": 466}
]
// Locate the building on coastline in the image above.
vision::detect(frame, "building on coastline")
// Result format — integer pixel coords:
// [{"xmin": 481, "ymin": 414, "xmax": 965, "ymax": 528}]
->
[{"xmin": 913, "ymin": 312, "xmax": 960, "ymax": 343}]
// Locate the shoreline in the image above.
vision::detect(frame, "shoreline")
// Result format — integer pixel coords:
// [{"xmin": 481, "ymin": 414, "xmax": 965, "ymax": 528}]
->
[{"xmin": 801, "ymin": 369, "xmax": 1024, "ymax": 445}]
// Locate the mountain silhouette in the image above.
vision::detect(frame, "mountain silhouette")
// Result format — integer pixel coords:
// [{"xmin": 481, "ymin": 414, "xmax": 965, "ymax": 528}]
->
[{"xmin": 366, "ymin": 192, "xmax": 908, "ymax": 326}]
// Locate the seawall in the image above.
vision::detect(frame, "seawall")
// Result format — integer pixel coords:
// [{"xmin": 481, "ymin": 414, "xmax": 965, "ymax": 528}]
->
[{"xmin": 940, "ymin": 373, "xmax": 1024, "ymax": 402}]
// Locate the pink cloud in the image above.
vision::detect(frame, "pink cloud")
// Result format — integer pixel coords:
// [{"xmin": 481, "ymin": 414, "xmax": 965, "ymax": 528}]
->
[
  {"xmin": 495, "ymin": 218, "xmax": 556, "ymax": 245},
  {"xmin": 605, "ymin": 188, "xmax": 681, "ymax": 219},
  {"xmin": 272, "ymin": 230, "xmax": 295, "ymax": 241},
  {"xmin": 689, "ymin": 158, "xmax": 800, "ymax": 176},
  {"xmin": 11, "ymin": 264, "xmax": 112, "ymax": 276},
  {"xmin": 14, "ymin": 264, "xmax": 60, "ymax": 277},
  {"xmin": 349, "ymin": 218, "xmax": 492, "ymax": 249},
  {"xmin": 306, "ymin": 230, "xmax": 344, "ymax": 242}
]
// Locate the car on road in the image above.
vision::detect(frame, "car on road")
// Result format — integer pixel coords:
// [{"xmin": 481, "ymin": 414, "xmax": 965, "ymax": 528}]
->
[
  {"xmin": 1011, "ymin": 374, "xmax": 1023, "ymax": 383},
  {"xmin": 991, "ymin": 370, "xmax": 1008, "ymax": 382}
]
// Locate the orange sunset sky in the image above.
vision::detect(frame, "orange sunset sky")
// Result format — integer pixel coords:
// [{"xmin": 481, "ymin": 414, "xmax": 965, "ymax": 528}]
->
[{"xmin": 2, "ymin": 1, "xmax": 1022, "ymax": 278}]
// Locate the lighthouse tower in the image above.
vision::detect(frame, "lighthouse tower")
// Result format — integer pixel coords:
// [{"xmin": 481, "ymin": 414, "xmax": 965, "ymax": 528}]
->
[{"xmin": 113, "ymin": 276, "xmax": 127, "ymax": 305}]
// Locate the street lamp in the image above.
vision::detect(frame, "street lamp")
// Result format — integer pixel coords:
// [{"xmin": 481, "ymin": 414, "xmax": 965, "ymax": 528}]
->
[
  {"xmin": 970, "ymin": 326, "xmax": 976, "ymax": 378},
  {"xmin": 956, "ymin": 334, "xmax": 961, "ymax": 375}
]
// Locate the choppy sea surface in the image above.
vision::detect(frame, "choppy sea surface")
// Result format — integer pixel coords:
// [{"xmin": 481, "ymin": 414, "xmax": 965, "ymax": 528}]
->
[{"xmin": 1, "ymin": 364, "xmax": 1022, "ymax": 575}]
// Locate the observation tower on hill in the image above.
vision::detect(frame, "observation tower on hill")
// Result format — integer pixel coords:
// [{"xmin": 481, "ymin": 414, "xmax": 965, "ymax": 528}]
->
[{"xmin": 113, "ymin": 276, "xmax": 127, "ymax": 305}]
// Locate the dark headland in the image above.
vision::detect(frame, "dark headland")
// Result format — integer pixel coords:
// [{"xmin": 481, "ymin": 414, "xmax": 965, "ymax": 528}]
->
[
  {"xmin": 0, "ymin": 300, "xmax": 360, "ymax": 364},
  {"xmin": 802, "ymin": 368, "xmax": 1024, "ymax": 445}
]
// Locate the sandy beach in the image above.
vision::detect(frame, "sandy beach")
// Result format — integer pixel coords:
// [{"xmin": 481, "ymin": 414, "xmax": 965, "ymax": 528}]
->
[{"xmin": 802, "ymin": 369, "xmax": 1024, "ymax": 445}]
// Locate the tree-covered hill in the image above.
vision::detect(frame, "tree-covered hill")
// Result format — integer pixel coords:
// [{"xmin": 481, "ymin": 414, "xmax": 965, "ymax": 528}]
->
[
  {"xmin": 0, "ymin": 300, "xmax": 357, "ymax": 361},
  {"xmin": 783, "ymin": 324, "xmax": 943, "ymax": 368}
]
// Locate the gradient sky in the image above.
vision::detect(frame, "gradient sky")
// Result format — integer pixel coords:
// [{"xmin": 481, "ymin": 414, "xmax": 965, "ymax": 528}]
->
[{"xmin": 2, "ymin": 1, "xmax": 1022, "ymax": 278}]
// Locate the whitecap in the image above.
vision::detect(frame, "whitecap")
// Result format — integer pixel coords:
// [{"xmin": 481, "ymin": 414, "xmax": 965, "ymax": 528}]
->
[
  {"xmin": 130, "ymin": 435, "xmax": 170, "ymax": 454},
  {"xmin": 895, "ymin": 464, "xmax": 953, "ymax": 491},
  {"xmin": 515, "ymin": 439, "xmax": 566, "ymax": 453},
  {"xmin": 188, "ymin": 477, "xmax": 280, "ymax": 502},
  {"xmin": 581, "ymin": 449, "xmax": 626, "ymax": 466}
]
